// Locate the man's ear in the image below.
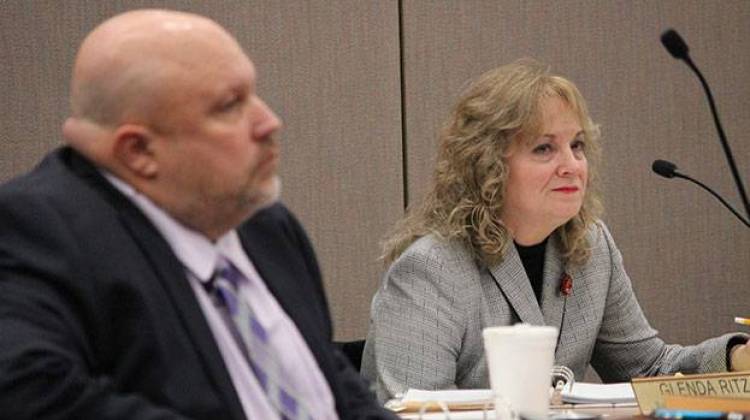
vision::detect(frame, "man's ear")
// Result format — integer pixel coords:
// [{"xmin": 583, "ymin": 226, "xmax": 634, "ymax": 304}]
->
[{"xmin": 112, "ymin": 124, "xmax": 159, "ymax": 178}]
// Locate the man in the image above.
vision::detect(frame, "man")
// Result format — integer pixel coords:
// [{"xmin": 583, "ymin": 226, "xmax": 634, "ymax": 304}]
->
[{"xmin": 0, "ymin": 9, "xmax": 394, "ymax": 420}]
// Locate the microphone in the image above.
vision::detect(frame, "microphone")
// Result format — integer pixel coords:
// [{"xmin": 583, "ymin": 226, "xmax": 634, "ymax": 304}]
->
[
  {"xmin": 652, "ymin": 159, "xmax": 750, "ymax": 228},
  {"xmin": 652, "ymin": 159, "xmax": 678, "ymax": 178},
  {"xmin": 661, "ymin": 29, "xmax": 689, "ymax": 60},
  {"xmin": 660, "ymin": 29, "xmax": 750, "ymax": 221}
]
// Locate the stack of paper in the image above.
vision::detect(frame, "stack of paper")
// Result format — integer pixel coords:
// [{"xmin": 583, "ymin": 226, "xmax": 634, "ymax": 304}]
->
[
  {"xmin": 391, "ymin": 388, "xmax": 493, "ymax": 411},
  {"xmin": 560, "ymin": 382, "xmax": 636, "ymax": 404},
  {"xmin": 388, "ymin": 383, "xmax": 635, "ymax": 414}
]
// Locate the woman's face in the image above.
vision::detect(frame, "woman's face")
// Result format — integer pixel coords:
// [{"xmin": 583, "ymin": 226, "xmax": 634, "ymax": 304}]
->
[{"xmin": 500, "ymin": 96, "xmax": 588, "ymax": 244}]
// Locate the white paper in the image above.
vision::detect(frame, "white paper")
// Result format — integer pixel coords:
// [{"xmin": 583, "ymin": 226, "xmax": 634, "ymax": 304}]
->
[
  {"xmin": 561, "ymin": 382, "xmax": 635, "ymax": 404},
  {"xmin": 400, "ymin": 410, "xmax": 496, "ymax": 420},
  {"xmin": 399, "ymin": 382, "xmax": 635, "ymax": 406},
  {"xmin": 402, "ymin": 388, "xmax": 493, "ymax": 404}
]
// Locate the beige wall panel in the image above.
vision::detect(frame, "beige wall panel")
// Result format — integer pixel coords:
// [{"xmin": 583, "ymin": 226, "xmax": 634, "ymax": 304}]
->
[
  {"xmin": 402, "ymin": 0, "xmax": 750, "ymax": 350},
  {"xmin": 0, "ymin": 0, "xmax": 402, "ymax": 340}
]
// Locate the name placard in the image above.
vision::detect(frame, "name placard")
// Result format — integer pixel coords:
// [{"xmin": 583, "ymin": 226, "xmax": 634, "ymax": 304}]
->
[{"xmin": 631, "ymin": 372, "xmax": 750, "ymax": 414}]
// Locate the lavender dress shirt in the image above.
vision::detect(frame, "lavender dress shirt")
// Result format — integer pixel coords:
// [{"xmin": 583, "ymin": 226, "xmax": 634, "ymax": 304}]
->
[{"xmin": 105, "ymin": 173, "xmax": 338, "ymax": 420}]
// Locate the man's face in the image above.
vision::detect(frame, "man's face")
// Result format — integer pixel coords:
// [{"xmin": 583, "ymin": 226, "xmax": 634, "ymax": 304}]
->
[{"xmin": 150, "ymin": 33, "xmax": 282, "ymax": 235}]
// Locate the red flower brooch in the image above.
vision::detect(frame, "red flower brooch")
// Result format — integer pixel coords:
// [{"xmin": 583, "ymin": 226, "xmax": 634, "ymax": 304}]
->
[{"xmin": 559, "ymin": 273, "xmax": 573, "ymax": 296}]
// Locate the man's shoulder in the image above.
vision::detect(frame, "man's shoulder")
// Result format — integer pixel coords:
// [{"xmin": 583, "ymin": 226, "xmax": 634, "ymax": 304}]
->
[
  {"xmin": 238, "ymin": 202, "xmax": 310, "ymax": 250},
  {"xmin": 0, "ymin": 147, "xmax": 126, "ymax": 241},
  {"xmin": 0, "ymin": 147, "xmax": 95, "ymax": 203},
  {"xmin": 0, "ymin": 148, "xmax": 130, "ymax": 281},
  {"xmin": 246, "ymin": 202, "xmax": 292, "ymax": 224},
  {"xmin": 241, "ymin": 202, "xmax": 298, "ymax": 235}
]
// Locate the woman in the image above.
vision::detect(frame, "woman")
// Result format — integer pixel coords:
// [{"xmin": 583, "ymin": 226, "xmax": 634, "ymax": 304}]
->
[{"xmin": 361, "ymin": 59, "xmax": 749, "ymax": 402}]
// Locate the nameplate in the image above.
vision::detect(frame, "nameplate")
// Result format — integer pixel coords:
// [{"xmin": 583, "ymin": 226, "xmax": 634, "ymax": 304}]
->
[{"xmin": 631, "ymin": 372, "xmax": 750, "ymax": 414}]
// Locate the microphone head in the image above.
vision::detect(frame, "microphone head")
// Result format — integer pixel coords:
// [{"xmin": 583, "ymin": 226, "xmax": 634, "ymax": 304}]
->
[
  {"xmin": 661, "ymin": 29, "xmax": 690, "ymax": 60},
  {"xmin": 652, "ymin": 159, "xmax": 679, "ymax": 178}
]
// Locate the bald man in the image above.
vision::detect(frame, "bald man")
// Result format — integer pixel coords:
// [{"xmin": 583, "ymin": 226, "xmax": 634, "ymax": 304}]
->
[{"xmin": 0, "ymin": 9, "xmax": 395, "ymax": 420}]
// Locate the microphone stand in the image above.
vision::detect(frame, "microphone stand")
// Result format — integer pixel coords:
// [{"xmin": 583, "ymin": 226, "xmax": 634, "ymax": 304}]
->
[
  {"xmin": 662, "ymin": 29, "xmax": 750, "ymax": 221},
  {"xmin": 673, "ymin": 171, "xmax": 750, "ymax": 228},
  {"xmin": 652, "ymin": 159, "xmax": 750, "ymax": 228}
]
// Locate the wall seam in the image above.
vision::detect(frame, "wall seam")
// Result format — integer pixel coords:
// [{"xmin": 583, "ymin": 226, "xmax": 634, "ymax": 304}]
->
[{"xmin": 398, "ymin": 0, "xmax": 408, "ymax": 211}]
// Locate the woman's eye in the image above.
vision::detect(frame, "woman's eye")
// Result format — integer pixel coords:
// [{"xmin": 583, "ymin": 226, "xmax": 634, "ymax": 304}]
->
[
  {"xmin": 532, "ymin": 144, "xmax": 552, "ymax": 155},
  {"xmin": 571, "ymin": 139, "xmax": 586, "ymax": 152}
]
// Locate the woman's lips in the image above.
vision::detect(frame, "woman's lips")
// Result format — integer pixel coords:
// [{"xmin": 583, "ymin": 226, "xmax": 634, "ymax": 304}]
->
[{"xmin": 552, "ymin": 186, "xmax": 579, "ymax": 193}]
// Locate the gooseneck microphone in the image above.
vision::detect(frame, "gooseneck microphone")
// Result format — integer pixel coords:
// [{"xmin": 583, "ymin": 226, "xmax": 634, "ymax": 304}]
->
[
  {"xmin": 652, "ymin": 159, "xmax": 679, "ymax": 178},
  {"xmin": 660, "ymin": 29, "xmax": 750, "ymax": 221},
  {"xmin": 652, "ymin": 159, "xmax": 750, "ymax": 228},
  {"xmin": 661, "ymin": 29, "xmax": 689, "ymax": 60}
]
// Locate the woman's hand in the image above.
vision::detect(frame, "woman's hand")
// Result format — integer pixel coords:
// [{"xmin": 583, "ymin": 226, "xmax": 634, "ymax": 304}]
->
[{"xmin": 730, "ymin": 343, "xmax": 750, "ymax": 371}]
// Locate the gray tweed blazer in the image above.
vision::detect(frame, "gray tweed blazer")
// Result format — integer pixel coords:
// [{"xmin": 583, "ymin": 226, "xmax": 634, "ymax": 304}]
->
[{"xmin": 361, "ymin": 221, "xmax": 741, "ymax": 402}]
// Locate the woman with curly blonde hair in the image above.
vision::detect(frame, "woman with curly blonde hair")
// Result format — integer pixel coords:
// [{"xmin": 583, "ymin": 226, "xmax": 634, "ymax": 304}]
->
[{"xmin": 362, "ymin": 59, "xmax": 749, "ymax": 402}]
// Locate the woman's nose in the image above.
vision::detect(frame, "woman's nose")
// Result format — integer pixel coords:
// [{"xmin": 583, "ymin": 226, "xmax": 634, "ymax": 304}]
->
[{"xmin": 556, "ymin": 148, "xmax": 583, "ymax": 176}]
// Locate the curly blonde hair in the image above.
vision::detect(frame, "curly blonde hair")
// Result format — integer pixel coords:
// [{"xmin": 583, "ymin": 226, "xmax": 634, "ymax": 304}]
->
[{"xmin": 383, "ymin": 59, "xmax": 603, "ymax": 267}]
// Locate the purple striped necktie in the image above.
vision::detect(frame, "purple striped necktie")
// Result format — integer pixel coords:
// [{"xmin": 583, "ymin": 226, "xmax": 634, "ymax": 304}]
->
[{"xmin": 208, "ymin": 255, "xmax": 313, "ymax": 420}]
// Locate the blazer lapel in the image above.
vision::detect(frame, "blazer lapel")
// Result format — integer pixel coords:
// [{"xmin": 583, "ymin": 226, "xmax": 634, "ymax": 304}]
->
[
  {"xmin": 539, "ymin": 238, "xmax": 566, "ymax": 336},
  {"xmin": 236, "ymin": 223, "xmax": 336, "ymax": 379},
  {"xmin": 488, "ymin": 245, "xmax": 545, "ymax": 325},
  {"xmin": 118, "ymin": 211, "xmax": 245, "ymax": 420},
  {"xmin": 236, "ymin": 224, "xmax": 309, "ymax": 327},
  {"xmin": 69, "ymin": 152, "xmax": 246, "ymax": 420}
]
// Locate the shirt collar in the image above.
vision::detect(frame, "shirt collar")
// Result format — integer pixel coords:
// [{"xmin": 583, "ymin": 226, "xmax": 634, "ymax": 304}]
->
[{"xmin": 102, "ymin": 171, "xmax": 234, "ymax": 283}]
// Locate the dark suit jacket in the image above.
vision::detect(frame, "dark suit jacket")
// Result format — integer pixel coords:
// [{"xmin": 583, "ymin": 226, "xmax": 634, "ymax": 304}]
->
[{"xmin": 0, "ymin": 147, "xmax": 393, "ymax": 420}]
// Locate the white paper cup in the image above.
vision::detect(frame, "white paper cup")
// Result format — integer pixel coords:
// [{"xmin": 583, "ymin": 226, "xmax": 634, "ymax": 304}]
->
[{"xmin": 483, "ymin": 324, "xmax": 558, "ymax": 420}]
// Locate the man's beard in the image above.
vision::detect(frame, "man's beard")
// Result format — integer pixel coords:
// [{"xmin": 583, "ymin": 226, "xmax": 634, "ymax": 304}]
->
[{"xmin": 245, "ymin": 175, "xmax": 281, "ymax": 219}]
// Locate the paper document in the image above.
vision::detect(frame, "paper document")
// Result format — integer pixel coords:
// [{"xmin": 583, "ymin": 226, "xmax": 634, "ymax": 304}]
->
[
  {"xmin": 390, "ymin": 383, "xmax": 634, "ymax": 413},
  {"xmin": 561, "ymin": 382, "xmax": 635, "ymax": 404},
  {"xmin": 403, "ymin": 388, "xmax": 493, "ymax": 404},
  {"xmin": 389, "ymin": 389, "xmax": 493, "ymax": 412}
]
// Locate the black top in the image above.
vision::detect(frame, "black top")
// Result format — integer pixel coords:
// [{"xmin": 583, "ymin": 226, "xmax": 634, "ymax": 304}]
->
[{"xmin": 515, "ymin": 238, "xmax": 548, "ymax": 303}]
